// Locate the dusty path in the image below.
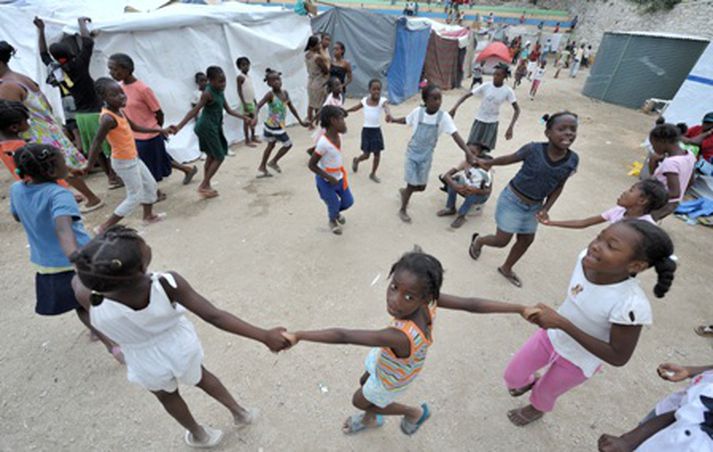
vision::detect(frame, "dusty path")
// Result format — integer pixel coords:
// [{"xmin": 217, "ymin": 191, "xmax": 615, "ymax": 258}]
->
[{"xmin": 1, "ymin": 71, "xmax": 711, "ymax": 451}]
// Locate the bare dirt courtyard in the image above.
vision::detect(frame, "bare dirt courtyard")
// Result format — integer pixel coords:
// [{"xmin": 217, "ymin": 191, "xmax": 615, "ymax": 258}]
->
[{"xmin": 1, "ymin": 71, "xmax": 711, "ymax": 451}]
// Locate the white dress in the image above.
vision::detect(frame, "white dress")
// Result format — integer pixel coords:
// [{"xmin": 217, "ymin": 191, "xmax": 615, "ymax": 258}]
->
[{"xmin": 90, "ymin": 272, "xmax": 204, "ymax": 392}]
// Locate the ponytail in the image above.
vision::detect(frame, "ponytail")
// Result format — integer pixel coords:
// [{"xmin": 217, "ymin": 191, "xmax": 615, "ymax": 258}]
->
[{"xmin": 653, "ymin": 256, "xmax": 676, "ymax": 298}]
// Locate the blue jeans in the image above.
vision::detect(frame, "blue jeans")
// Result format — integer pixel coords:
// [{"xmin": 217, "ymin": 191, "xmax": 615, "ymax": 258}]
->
[
  {"xmin": 446, "ymin": 183, "xmax": 489, "ymax": 216},
  {"xmin": 316, "ymin": 175, "xmax": 354, "ymax": 221}
]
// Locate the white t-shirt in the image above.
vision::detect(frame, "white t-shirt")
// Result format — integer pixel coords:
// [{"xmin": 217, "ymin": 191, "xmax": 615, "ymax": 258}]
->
[
  {"xmin": 655, "ymin": 370, "xmax": 713, "ymax": 415},
  {"xmin": 405, "ymin": 107, "xmax": 458, "ymax": 136},
  {"xmin": 458, "ymin": 165, "xmax": 493, "ymax": 188},
  {"xmin": 600, "ymin": 206, "xmax": 655, "ymax": 225},
  {"xmin": 323, "ymin": 93, "xmax": 343, "ymax": 107},
  {"xmin": 472, "ymin": 82, "xmax": 517, "ymax": 124},
  {"xmin": 315, "ymin": 135, "xmax": 344, "ymax": 181},
  {"xmin": 548, "ymin": 249, "xmax": 653, "ymax": 378},
  {"xmin": 361, "ymin": 96, "xmax": 387, "ymax": 128},
  {"xmin": 532, "ymin": 67, "xmax": 546, "ymax": 81}
]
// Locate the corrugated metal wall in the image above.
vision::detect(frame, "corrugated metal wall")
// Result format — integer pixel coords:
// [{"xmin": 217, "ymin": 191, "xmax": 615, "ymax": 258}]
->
[{"xmin": 583, "ymin": 33, "xmax": 708, "ymax": 109}]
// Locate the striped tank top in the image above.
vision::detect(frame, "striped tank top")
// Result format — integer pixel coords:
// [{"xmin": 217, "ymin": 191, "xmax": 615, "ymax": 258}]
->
[{"xmin": 375, "ymin": 304, "xmax": 435, "ymax": 391}]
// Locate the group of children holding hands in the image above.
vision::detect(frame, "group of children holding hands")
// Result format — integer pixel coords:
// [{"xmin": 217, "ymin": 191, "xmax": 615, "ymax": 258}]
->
[{"xmin": 3, "ymin": 34, "xmax": 708, "ymax": 451}]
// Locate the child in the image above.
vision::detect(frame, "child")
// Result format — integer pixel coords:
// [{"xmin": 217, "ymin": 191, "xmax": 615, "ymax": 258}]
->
[
  {"xmin": 171, "ymin": 66, "xmax": 254, "ymax": 198},
  {"xmin": 450, "ymin": 63, "xmax": 520, "ymax": 154},
  {"xmin": 541, "ymin": 179, "xmax": 668, "ymax": 229},
  {"xmin": 323, "ymin": 77, "xmax": 344, "ymax": 108},
  {"xmin": 236, "ymin": 57, "xmax": 259, "ymax": 148},
  {"xmin": 471, "ymin": 60, "xmax": 484, "ymax": 89},
  {"xmin": 347, "ymin": 79, "xmax": 391, "ymax": 183},
  {"xmin": 70, "ymin": 226, "xmax": 291, "ymax": 448},
  {"xmin": 469, "ymin": 112, "xmax": 579, "ymax": 288},
  {"xmin": 0, "ymin": 99, "xmax": 30, "ymax": 178},
  {"xmin": 513, "ymin": 59, "xmax": 527, "ymax": 88},
  {"xmin": 437, "ymin": 153, "xmax": 493, "ymax": 228},
  {"xmin": 254, "ymin": 69, "xmax": 307, "ymax": 178},
  {"xmin": 648, "ymin": 123, "xmax": 697, "ymax": 220},
  {"xmin": 282, "ymin": 248, "xmax": 539, "ymax": 435},
  {"xmin": 553, "ymin": 50, "xmax": 568, "ymax": 79},
  {"xmin": 389, "ymin": 84, "xmax": 472, "ymax": 223},
  {"xmin": 505, "ymin": 220, "xmax": 676, "ymax": 426},
  {"xmin": 599, "ymin": 361, "xmax": 713, "ymax": 451},
  {"xmin": 308, "ymin": 106, "xmax": 353, "ymax": 235},
  {"xmin": 84, "ymin": 78, "xmax": 169, "ymax": 233},
  {"xmin": 10, "ymin": 144, "xmax": 119, "ymax": 361},
  {"xmin": 528, "ymin": 60, "xmax": 546, "ymax": 100}
]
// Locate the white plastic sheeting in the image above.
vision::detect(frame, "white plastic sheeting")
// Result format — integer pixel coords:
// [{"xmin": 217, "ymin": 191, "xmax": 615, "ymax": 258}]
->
[
  {"xmin": 665, "ymin": 42, "xmax": 713, "ymax": 127},
  {"xmin": 0, "ymin": 2, "xmax": 311, "ymax": 162}
]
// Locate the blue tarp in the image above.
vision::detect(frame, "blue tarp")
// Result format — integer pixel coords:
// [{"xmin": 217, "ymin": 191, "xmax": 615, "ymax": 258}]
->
[{"xmin": 387, "ymin": 18, "xmax": 430, "ymax": 105}]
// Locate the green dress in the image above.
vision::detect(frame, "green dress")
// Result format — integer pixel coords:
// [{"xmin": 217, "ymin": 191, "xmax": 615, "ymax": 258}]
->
[{"xmin": 194, "ymin": 84, "xmax": 228, "ymax": 161}]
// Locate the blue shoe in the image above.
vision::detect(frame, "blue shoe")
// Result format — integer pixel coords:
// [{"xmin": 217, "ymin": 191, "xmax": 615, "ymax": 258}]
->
[{"xmin": 400, "ymin": 403, "xmax": 431, "ymax": 436}]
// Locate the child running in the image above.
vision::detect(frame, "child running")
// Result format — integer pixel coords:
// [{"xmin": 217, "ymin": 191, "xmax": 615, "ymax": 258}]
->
[
  {"xmin": 528, "ymin": 60, "xmax": 546, "ymax": 100},
  {"xmin": 171, "ymin": 66, "xmax": 254, "ymax": 198},
  {"xmin": 84, "ymin": 78, "xmax": 168, "ymax": 234},
  {"xmin": 282, "ymin": 248, "xmax": 539, "ymax": 435},
  {"xmin": 255, "ymin": 69, "xmax": 308, "ymax": 178},
  {"xmin": 308, "ymin": 106, "xmax": 353, "ymax": 235},
  {"xmin": 70, "ymin": 226, "xmax": 291, "ymax": 449},
  {"xmin": 648, "ymin": 123, "xmax": 697, "ymax": 220},
  {"xmin": 541, "ymin": 179, "xmax": 667, "ymax": 229},
  {"xmin": 347, "ymin": 79, "xmax": 391, "ymax": 183},
  {"xmin": 10, "ymin": 144, "xmax": 119, "ymax": 361},
  {"xmin": 513, "ymin": 59, "xmax": 527, "ymax": 88},
  {"xmin": 389, "ymin": 84, "xmax": 473, "ymax": 223},
  {"xmin": 469, "ymin": 112, "xmax": 580, "ymax": 288},
  {"xmin": 504, "ymin": 220, "xmax": 676, "ymax": 427},
  {"xmin": 236, "ymin": 57, "xmax": 260, "ymax": 148}
]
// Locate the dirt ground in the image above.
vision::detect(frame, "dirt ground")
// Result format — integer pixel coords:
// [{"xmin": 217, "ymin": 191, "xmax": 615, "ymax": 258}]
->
[{"xmin": 1, "ymin": 70, "xmax": 712, "ymax": 452}]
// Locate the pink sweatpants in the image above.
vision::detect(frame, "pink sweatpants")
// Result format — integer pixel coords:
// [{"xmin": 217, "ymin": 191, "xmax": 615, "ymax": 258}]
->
[{"xmin": 503, "ymin": 328, "xmax": 589, "ymax": 412}]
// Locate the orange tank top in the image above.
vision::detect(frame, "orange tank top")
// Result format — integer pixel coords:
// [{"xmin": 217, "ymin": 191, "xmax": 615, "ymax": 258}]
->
[{"xmin": 101, "ymin": 108, "xmax": 137, "ymax": 160}]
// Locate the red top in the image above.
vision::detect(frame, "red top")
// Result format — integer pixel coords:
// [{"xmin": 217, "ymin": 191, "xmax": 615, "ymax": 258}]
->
[{"xmin": 687, "ymin": 125, "xmax": 713, "ymax": 161}]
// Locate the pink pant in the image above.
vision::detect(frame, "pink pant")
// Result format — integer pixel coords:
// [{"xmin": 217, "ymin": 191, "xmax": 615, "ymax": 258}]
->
[{"xmin": 503, "ymin": 328, "xmax": 588, "ymax": 412}]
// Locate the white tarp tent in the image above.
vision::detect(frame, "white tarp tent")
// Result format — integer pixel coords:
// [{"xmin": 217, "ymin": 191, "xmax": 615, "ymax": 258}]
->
[
  {"xmin": 665, "ymin": 42, "xmax": 713, "ymax": 127},
  {"xmin": 0, "ymin": 1, "xmax": 311, "ymax": 162}
]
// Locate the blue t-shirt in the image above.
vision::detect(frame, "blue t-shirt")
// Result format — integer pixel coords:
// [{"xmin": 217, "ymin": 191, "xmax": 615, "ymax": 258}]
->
[
  {"xmin": 10, "ymin": 182, "xmax": 91, "ymax": 268},
  {"xmin": 510, "ymin": 142, "xmax": 579, "ymax": 202}
]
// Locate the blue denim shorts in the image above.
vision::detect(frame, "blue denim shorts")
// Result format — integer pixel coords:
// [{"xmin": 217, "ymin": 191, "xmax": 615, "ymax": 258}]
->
[{"xmin": 495, "ymin": 185, "xmax": 542, "ymax": 234}]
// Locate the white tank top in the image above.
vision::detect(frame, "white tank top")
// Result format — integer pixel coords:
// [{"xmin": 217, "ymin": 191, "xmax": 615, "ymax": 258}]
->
[{"xmin": 240, "ymin": 73, "xmax": 256, "ymax": 104}]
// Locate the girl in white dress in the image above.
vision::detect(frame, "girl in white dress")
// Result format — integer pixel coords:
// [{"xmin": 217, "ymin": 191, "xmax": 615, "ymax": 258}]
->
[{"xmin": 70, "ymin": 226, "xmax": 291, "ymax": 449}]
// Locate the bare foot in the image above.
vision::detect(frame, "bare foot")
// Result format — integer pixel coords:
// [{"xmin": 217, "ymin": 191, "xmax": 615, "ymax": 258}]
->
[
  {"xmin": 198, "ymin": 188, "xmax": 219, "ymax": 199},
  {"xmin": 507, "ymin": 405, "xmax": 544, "ymax": 426},
  {"xmin": 143, "ymin": 212, "xmax": 166, "ymax": 225},
  {"xmin": 267, "ymin": 161, "xmax": 282, "ymax": 173}
]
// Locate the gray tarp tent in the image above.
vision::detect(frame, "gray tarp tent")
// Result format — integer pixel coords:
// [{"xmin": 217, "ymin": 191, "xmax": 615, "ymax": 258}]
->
[{"xmin": 311, "ymin": 7, "xmax": 397, "ymax": 98}]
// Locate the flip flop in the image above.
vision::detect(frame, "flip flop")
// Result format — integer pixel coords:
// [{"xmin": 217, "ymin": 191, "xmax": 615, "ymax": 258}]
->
[
  {"xmin": 469, "ymin": 233, "xmax": 481, "ymax": 260},
  {"xmin": 142, "ymin": 212, "xmax": 167, "ymax": 226},
  {"xmin": 198, "ymin": 189, "xmax": 219, "ymax": 199},
  {"xmin": 184, "ymin": 426, "xmax": 223, "ymax": 449},
  {"xmin": 398, "ymin": 210, "xmax": 412, "ymax": 223},
  {"xmin": 256, "ymin": 171, "xmax": 273, "ymax": 179},
  {"xmin": 498, "ymin": 267, "xmax": 522, "ymax": 288},
  {"xmin": 369, "ymin": 174, "xmax": 381, "ymax": 183},
  {"xmin": 183, "ymin": 166, "xmax": 198, "ymax": 185},
  {"xmin": 267, "ymin": 162, "xmax": 282, "ymax": 173},
  {"xmin": 695, "ymin": 325, "xmax": 713, "ymax": 338},
  {"xmin": 80, "ymin": 201, "xmax": 105, "ymax": 214},
  {"xmin": 342, "ymin": 413, "xmax": 384, "ymax": 435},
  {"xmin": 400, "ymin": 403, "xmax": 431, "ymax": 436},
  {"xmin": 234, "ymin": 408, "xmax": 258, "ymax": 430},
  {"xmin": 108, "ymin": 180, "xmax": 124, "ymax": 190}
]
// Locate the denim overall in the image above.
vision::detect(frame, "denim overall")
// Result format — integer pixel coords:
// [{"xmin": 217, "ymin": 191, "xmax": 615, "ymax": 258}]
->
[{"xmin": 405, "ymin": 107, "xmax": 442, "ymax": 186}]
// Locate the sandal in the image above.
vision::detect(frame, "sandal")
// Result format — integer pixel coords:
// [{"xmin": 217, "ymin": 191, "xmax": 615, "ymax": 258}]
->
[
  {"xmin": 342, "ymin": 413, "xmax": 384, "ymax": 435},
  {"xmin": 468, "ymin": 233, "xmax": 481, "ymax": 260},
  {"xmin": 498, "ymin": 267, "xmax": 522, "ymax": 288},
  {"xmin": 184, "ymin": 426, "xmax": 223, "ymax": 449},
  {"xmin": 267, "ymin": 162, "xmax": 282, "ymax": 174},
  {"xmin": 183, "ymin": 166, "xmax": 198, "ymax": 185},
  {"xmin": 234, "ymin": 408, "xmax": 258, "ymax": 430},
  {"xmin": 400, "ymin": 403, "xmax": 431, "ymax": 436},
  {"xmin": 695, "ymin": 325, "xmax": 713, "ymax": 338},
  {"xmin": 108, "ymin": 179, "xmax": 124, "ymax": 190},
  {"xmin": 80, "ymin": 201, "xmax": 105, "ymax": 214}
]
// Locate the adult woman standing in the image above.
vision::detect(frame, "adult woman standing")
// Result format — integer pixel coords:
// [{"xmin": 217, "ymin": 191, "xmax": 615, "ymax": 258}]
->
[
  {"xmin": 305, "ymin": 35, "xmax": 330, "ymax": 127},
  {"xmin": 0, "ymin": 41, "xmax": 103, "ymax": 212},
  {"xmin": 330, "ymin": 41, "xmax": 353, "ymax": 94}
]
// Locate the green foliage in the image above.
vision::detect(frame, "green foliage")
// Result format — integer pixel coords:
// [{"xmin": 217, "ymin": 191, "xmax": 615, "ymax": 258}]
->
[{"xmin": 628, "ymin": 0, "xmax": 682, "ymax": 13}]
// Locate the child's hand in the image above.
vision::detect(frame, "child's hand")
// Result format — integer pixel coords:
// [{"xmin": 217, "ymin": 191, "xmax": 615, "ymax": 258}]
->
[
  {"xmin": 167, "ymin": 125, "xmax": 179, "ymax": 135},
  {"xmin": 505, "ymin": 125, "xmax": 514, "ymax": 140},
  {"xmin": 537, "ymin": 214, "xmax": 551, "ymax": 225},
  {"xmin": 529, "ymin": 303, "xmax": 562, "ymax": 329},
  {"xmin": 385, "ymin": 114, "xmax": 393, "ymax": 123},
  {"xmin": 327, "ymin": 176, "xmax": 339, "ymax": 186},
  {"xmin": 448, "ymin": 108, "xmax": 457, "ymax": 118},
  {"xmin": 520, "ymin": 306, "xmax": 541, "ymax": 322},
  {"xmin": 264, "ymin": 327, "xmax": 291, "ymax": 352},
  {"xmin": 657, "ymin": 363, "xmax": 689, "ymax": 382},
  {"xmin": 535, "ymin": 210, "xmax": 549, "ymax": 223},
  {"xmin": 300, "ymin": 120, "xmax": 309, "ymax": 128},
  {"xmin": 159, "ymin": 128, "xmax": 171, "ymax": 138},
  {"xmin": 597, "ymin": 434, "xmax": 631, "ymax": 452},
  {"xmin": 281, "ymin": 331, "xmax": 299, "ymax": 346},
  {"xmin": 250, "ymin": 118, "xmax": 258, "ymax": 127},
  {"xmin": 33, "ymin": 16, "xmax": 45, "ymax": 30},
  {"xmin": 474, "ymin": 157, "xmax": 493, "ymax": 170}
]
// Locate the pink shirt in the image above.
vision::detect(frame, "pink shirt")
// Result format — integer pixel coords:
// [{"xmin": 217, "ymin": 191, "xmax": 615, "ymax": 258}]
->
[
  {"xmin": 600, "ymin": 206, "xmax": 655, "ymax": 224},
  {"xmin": 653, "ymin": 153, "xmax": 696, "ymax": 202},
  {"xmin": 121, "ymin": 80, "xmax": 161, "ymax": 141}
]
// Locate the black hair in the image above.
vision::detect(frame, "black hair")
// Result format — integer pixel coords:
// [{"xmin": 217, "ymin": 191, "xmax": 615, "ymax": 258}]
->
[
  {"xmin": 13, "ymin": 144, "xmax": 63, "ymax": 181},
  {"xmin": 542, "ymin": 111, "xmax": 578, "ymax": 130},
  {"xmin": 236, "ymin": 56, "xmax": 250, "ymax": 67},
  {"xmin": 0, "ymin": 99, "xmax": 29, "ymax": 129},
  {"xmin": 389, "ymin": 248, "xmax": 444, "ymax": 301},
  {"xmin": 70, "ymin": 226, "xmax": 146, "ymax": 298},
  {"xmin": 206, "ymin": 66, "xmax": 224, "ymax": 81},
  {"xmin": 326, "ymin": 76, "xmax": 341, "ymax": 92},
  {"xmin": 334, "ymin": 41, "xmax": 346, "ymax": 52},
  {"xmin": 94, "ymin": 77, "xmax": 118, "ymax": 100},
  {"xmin": 368, "ymin": 79, "xmax": 382, "ymax": 89},
  {"xmin": 109, "ymin": 53, "xmax": 134, "ymax": 73},
  {"xmin": 494, "ymin": 62, "xmax": 511, "ymax": 78},
  {"xmin": 194, "ymin": 71, "xmax": 206, "ymax": 83},
  {"xmin": 649, "ymin": 123, "xmax": 680, "ymax": 144},
  {"xmin": 621, "ymin": 220, "xmax": 676, "ymax": 298},
  {"xmin": 421, "ymin": 83, "xmax": 440, "ymax": 103},
  {"xmin": 263, "ymin": 68, "xmax": 281, "ymax": 82},
  {"xmin": 0, "ymin": 41, "xmax": 16, "ymax": 64},
  {"xmin": 305, "ymin": 35, "xmax": 320, "ymax": 52},
  {"xmin": 49, "ymin": 42, "xmax": 71, "ymax": 60},
  {"xmin": 635, "ymin": 179, "xmax": 668, "ymax": 213},
  {"xmin": 655, "ymin": 116, "xmax": 666, "ymax": 126},
  {"xmin": 675, "ymin": 122, "xmax": 688, "ymax": 135},
  {"xmin": 319, "ymin": 105, "xmax": 345, "ymax": 129}
]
